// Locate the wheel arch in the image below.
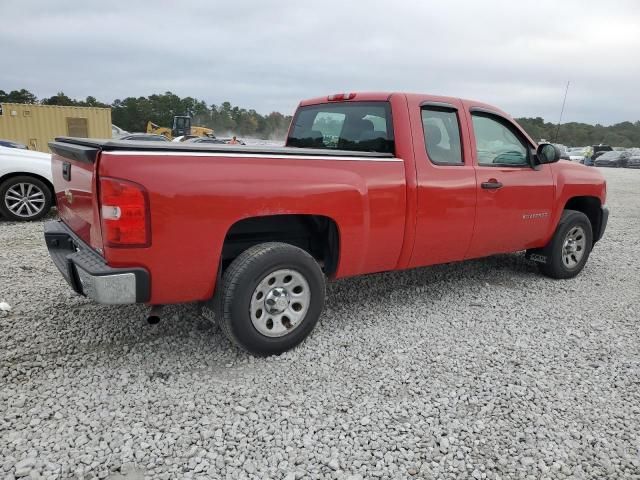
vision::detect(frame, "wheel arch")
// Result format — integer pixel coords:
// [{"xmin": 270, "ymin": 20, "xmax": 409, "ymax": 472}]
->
[
  {"xmin": 563, "ymin": 196, "xmax": 602, "ymax": 243},
  {"xmin": 220, "ymin": 213, "xmax": 341, "ymax": 278}
]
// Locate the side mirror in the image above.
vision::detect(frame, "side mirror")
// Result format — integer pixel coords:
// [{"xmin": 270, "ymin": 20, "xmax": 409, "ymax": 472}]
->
[{"xmin": 537, "ymin": 143, "xmax": 561, "ymax": 164}]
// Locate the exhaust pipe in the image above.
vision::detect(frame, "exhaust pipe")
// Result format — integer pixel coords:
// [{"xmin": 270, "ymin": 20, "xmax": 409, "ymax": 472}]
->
[{"xmin": 147, "ymin": 305, "xmax": 164, "ymax": 325}]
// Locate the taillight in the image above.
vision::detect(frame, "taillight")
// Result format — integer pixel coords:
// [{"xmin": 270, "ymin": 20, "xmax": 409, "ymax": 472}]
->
[{"xmin": 99, "ymin": 177, "xmax": 150, "ymax": 247}]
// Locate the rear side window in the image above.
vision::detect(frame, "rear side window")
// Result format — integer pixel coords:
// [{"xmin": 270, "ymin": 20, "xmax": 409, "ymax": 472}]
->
[
  {"xmin": 287, "ymin": 102, "xmax": 394, "ymax": 154},
  {"xmin": 421, "ymin": 108, "xmax": 463, "ymax": 165}
]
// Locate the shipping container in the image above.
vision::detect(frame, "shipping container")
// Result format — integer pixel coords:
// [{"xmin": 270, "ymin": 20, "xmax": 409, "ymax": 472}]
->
[{"xmin": 0, "ymin": 103, "xmax": 111, "ymax": 152}]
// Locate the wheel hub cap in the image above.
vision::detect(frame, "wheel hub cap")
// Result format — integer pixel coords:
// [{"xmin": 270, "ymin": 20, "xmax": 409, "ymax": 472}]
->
[
  {"xmin": 264, "ymin": 287, "xmax": 290, "ymax": 314},
  {"xmin": 250, "ymin": 269, "xmax": 311, "ymax": 338},
  {"xmin": 562, "ymin": 226, "xmax": 586, "ymax": 269}
]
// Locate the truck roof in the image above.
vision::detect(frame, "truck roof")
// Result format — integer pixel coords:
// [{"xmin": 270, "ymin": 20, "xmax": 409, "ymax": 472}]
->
[{"xmin": 298, "ymin": 92, "xmax": 512, "ymax": 119}]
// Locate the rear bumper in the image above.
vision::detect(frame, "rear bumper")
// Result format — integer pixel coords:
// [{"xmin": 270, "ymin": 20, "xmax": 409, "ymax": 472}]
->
[
  {"xmin": 595, "ymin": 206, "xmax": 609, "ymax": 243},
  {"xmin": 44, "ymin": 221, "xmax": 150, "ymax": 304}
]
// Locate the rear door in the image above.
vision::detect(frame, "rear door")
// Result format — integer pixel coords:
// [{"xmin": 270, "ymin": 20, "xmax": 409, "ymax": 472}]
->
[
  {"xmin": 463, "ymin": 107, "xmax": 554, "ymax": 258},
  {"xmin": 408, "ymin": 96, "xmax": 477, "ymax": 268}
]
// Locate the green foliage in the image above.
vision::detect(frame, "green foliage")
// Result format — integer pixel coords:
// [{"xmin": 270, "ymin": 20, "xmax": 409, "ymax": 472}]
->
[
  {"xmin": 1, "ymin": 88, "xmax": 292, "ymax": 139},
  {"xmin": 110, "ymin": 92, "xmax": 293, "ymax": 138},
  {"xmin": 39, "ymin": 91, "xmax": 111, "ymax": 108},
  {"xmin": 0, "ymin": 89, "xmax": 38, "ymax": 104},
  {"xmin": 516, "ymin": 117, "xmax": 640, "ymax": 147}
]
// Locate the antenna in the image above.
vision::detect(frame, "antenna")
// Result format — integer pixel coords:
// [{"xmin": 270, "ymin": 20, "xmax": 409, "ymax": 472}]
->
[{"xmin": 554, "ymin": 81, "xmax": 570, "ymax": 142}]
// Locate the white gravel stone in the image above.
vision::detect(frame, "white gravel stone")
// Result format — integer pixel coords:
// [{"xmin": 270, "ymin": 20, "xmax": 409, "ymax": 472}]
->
[
  {"xmin": 1, "ymin": 169, "xmax": 639, "ymax": 479},
  {"xmin": 13, "ymin": 457, "xmax": 36, "ymax": 478}
]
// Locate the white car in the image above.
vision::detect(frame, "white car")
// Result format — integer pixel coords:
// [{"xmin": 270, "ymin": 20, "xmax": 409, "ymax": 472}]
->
[
  {"xmin": 111, "ymin": 124, "xmax": 129, "ymax": 138},
  {"xmin": 566, "ymin": 147, "xmax": 588, "ymax": 162},
  {"xmin": 0, "ymin": 146, "xmax": 53, "ymax": 221}
]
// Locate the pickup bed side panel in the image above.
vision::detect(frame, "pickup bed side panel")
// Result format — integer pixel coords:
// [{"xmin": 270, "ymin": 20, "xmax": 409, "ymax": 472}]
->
[{"xmin": 98, "ymin": 153, "xmax": 406, "ymax": 304}]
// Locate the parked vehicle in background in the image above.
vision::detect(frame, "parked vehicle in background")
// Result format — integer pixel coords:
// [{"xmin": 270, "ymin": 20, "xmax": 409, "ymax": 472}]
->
[
  {"xmin": 627, "ymin": 156, "xmax": 640, "ymax": 168},
  {"xmin": 185, "ymin": 137, "xmax": 228, "ymax": 144},
  {"xmin": 0, "ymin": 146, "xmax": 54, "ymax": 221},
  {"xmin": 579, "ymin": 145, "xmax": 612, "ymax": 167},
  {"xmin": 626, "ymin": 148, "xmax": 640, "ymax": 169},
  {"xmin": 45, "ymin": 92, "xmax": 609, "ymax": 355},
  {"xmin": 556, "ymin": 144, "xmax": 570, "ymax": 161},
  {"xmin": 172, "ymin": 135, "xmax": 201, "ymax": 142},
  {"xmin": 186, "ymin": 137, "xmax": 247, "ymax": 145},
  {"xmin": 592, "ymin": 144, "xmax": 612, "ymax": 156},
  {"xmin": 581, "ymin": 156, "xmax": 595, "ymax": 167},
  {"xmin": 565, "ymin": 147, "xmax": 586, "ymax": 162},
  {"xmin": 119, "ymin": 134, "xmax": 170, "ymax": 142},
  {"xmin": 111, "ymin": 124, "xmax": 129, "ymax": 138},
  {"xmin": 594, "ymin": 150, "xmax": 630, "ymax": 167},
  {"xmin": 0, "ymin": 139, "xmax": 28, "ymax": 149},
  {"xmin": 553, "ymin": 144, "xmax": 568, "ymax": 155}
]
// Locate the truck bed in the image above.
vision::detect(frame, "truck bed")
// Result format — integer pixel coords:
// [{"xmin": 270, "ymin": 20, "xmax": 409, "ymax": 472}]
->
[{"xmin": 48, "ymin": 136, "xmax": 407, "ymax": 304}]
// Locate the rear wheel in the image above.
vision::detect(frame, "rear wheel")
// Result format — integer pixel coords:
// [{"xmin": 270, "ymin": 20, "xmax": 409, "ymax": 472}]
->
[
  {"xmin": 212, "ymin": 242, "xmax": 326, "ymax": 356},
  {"xmin": 536, "ymin": 209, "xmax": 593, "ymax": 279},
  {"xmin": 0, "ymin": 176, "xmax": 53, "ymax": 221}
]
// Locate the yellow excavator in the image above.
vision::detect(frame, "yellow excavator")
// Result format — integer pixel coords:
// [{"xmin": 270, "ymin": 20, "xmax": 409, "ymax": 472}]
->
[{"xmin": 146, "ymin": 115, "xmax": 215, "ymax": 140}]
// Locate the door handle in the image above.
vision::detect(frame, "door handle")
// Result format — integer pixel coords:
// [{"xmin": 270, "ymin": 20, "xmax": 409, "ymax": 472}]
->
[
  {"xmin": 481, "ymin": 179, "xmax": 503, "ymax": 190},
  {"xmin": 62, "ymin": 162, "xmax": 71, "ymax": 181}
]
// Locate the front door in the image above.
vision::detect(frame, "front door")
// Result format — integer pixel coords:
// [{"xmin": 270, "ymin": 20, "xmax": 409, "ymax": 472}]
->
[{"xmin": 464, "ymin": 110, "xmax": 554, "ymax": 259}]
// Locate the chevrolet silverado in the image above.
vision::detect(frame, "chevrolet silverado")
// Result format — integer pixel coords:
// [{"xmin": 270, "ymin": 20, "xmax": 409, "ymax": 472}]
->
[{"xmin": 45, "ymin": 92, "xmax": 608, "ymax": 355}]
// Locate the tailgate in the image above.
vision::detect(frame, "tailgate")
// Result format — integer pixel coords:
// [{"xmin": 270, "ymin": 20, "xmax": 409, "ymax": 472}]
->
[{"xmin": 49, "ymin": 141, "xmax": 104, "ymax": 252}]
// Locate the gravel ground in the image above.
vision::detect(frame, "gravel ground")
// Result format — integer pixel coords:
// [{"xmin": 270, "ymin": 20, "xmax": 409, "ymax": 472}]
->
[{"xmin": 1, "ymin": 168, "xmax": 639, "ymax": 480}]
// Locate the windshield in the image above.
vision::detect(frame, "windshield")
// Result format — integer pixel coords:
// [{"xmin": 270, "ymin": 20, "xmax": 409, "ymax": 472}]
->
[{"xmin": 287, "ymin": 101, "xmax": 394, "ymax": 154}]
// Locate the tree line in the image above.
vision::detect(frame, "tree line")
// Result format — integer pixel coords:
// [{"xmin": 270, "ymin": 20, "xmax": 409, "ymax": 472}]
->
[
  {"xmin": 2, "ymin": 88, "xmax": 639, "ymax": 146},
  {"xmin": 515, "ymin": 117, "xmax": 640, "ymax": 148},
  {"xmin": 0, "ymin": 89, "xmax": 292, "ymax": 139}
]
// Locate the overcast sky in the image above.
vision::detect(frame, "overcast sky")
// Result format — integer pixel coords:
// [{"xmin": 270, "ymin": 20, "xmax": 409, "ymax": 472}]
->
[{"xmin": 2, "ymin": 0, "xmax": 639, "ymax": 124}]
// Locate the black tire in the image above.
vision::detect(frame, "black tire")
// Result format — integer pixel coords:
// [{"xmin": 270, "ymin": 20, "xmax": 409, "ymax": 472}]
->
[
  {"xmin": 0, "ymin": 175, "xmax": 53, "ymax": 221},
  {"xmin": 212, "ymin": 242, "xmax": 326, "ymax": 356},
  {"xmin": 537, "ymin": 209, "xmax": 593, "ymax": 279}
]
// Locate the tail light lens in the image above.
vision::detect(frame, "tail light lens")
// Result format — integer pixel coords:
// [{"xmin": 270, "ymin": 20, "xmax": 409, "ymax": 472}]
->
[{"xmin": 99, "ymin": 177, "xmax": 150, "ymax": 247}]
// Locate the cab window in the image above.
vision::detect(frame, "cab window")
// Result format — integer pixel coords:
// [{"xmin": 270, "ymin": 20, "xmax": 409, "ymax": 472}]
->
[
  {"xmin": 421, "ymin": 108, "xmax": 463, "ymax": 165},
  {"xmin": 287, "ymin": 102, "xmax": 394, "ymax": 154},
  {"xmin": 471, "ymin": 114, "xmax": 529, "ymax": 166}
]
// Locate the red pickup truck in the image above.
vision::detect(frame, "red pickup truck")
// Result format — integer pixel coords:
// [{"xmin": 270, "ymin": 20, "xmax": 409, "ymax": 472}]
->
[{"xmin": 45, "ymin": 92, "xmax": 608, "ymax": 355}]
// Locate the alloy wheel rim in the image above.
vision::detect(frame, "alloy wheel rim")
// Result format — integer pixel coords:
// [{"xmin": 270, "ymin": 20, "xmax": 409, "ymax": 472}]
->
[
  {"xmin": 250, "ymin": 268, "xmax": 311, "ymax": 337},
  {"xmin": 4, "ymin": 183, "xmax": 46, "ymax": 218}
]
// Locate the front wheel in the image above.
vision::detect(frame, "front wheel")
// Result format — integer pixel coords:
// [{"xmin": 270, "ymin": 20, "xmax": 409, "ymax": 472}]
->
[
  {"xmin": 212, "ymin": 242, "xmax": 326, "ymax": 356},
  {"xmin": 536, "ymin": 209, "xmax": 593, "ymax": 279}
]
